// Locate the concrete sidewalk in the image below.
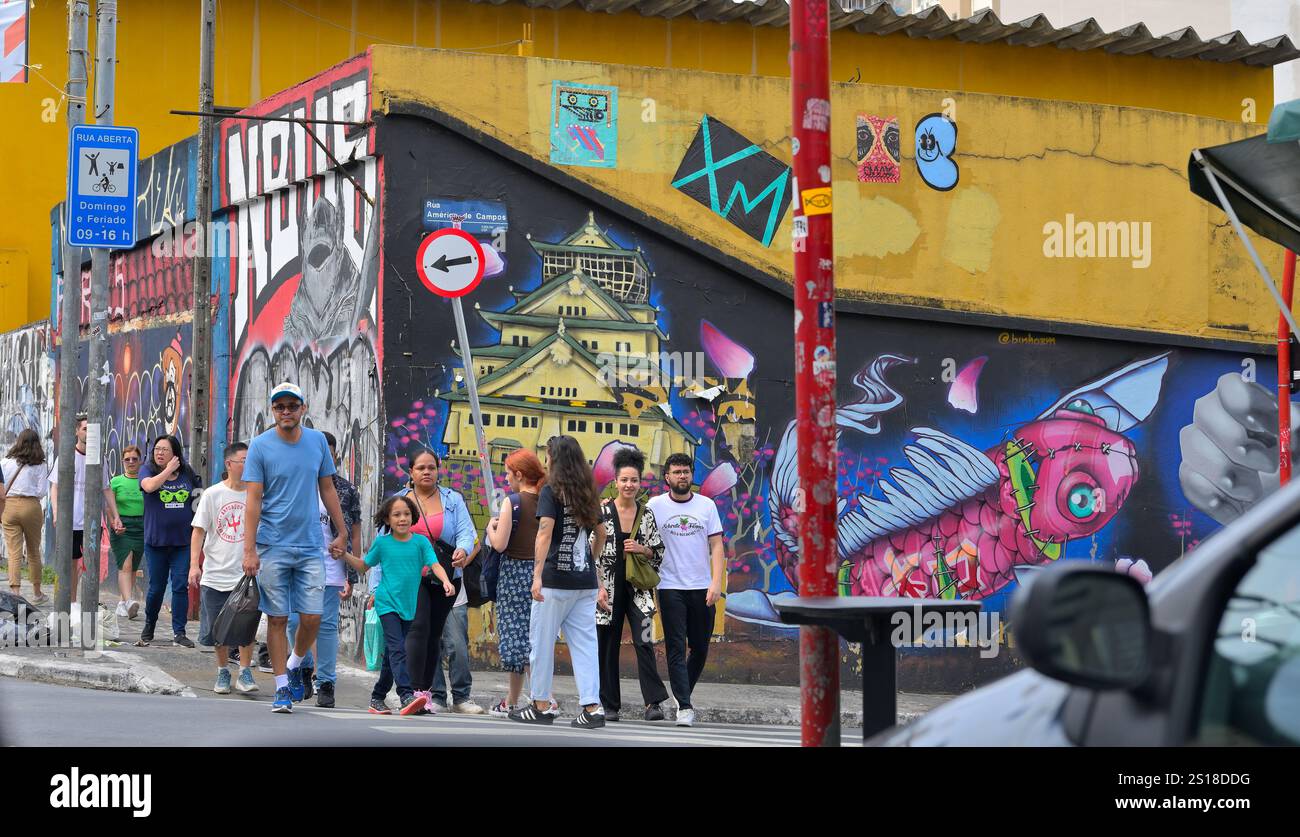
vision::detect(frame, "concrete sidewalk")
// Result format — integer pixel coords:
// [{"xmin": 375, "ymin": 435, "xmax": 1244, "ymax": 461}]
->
[{"xmin": 1, "ymin": 578, "xmax": 954, "ymax": 728}]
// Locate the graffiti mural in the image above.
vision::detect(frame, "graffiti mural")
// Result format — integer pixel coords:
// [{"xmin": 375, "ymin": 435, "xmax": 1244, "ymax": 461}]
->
[
  {"xmin": 222, "ymin": 54, "xmax": 383, "ymax": 525},
  {"xmin": 0, "ymin": 323, "xmax": 54, "ymax": 453},
  {"xmin": 671, "ymin": 116, "xmax": 792, "ymax": 247},
  {"xmin": 73, "ymin": 326, "xmax": 193, "ymax": 479},
  {"xmin": 550, "ymin": 81, "xmax": 618, "ymax": 168},
  {"xmin": 915, "ymin": 112, "xmax": 959, "ymax": 191},
  {"xmin": 377, "ymin": 109, "xmax": 1268, "ymax": 684},
  {"xmin": 135, "ymin": 137, "xmax": 194, "ymax": 241},
  {"xmin": 856, "ymin": 114, "xmax": 901, "ymax": 184}
]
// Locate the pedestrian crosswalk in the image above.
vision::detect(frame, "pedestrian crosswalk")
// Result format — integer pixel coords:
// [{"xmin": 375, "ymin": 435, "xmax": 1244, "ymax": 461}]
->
[{"xmin": 309, "ymin": 704, "xmax": 862, "ymax": 746}]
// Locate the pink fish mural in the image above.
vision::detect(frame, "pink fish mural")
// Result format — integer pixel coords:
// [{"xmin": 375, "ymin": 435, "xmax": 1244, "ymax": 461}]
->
[{"xmin": 767, "ymin": 353, "xmax": 1170, "ymax": 603}]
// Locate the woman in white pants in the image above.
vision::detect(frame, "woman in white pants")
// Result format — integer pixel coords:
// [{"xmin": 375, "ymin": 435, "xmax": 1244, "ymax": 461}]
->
[{"xmin": 509, "ymin": 435, "xmax": 607, "ymax": 730}]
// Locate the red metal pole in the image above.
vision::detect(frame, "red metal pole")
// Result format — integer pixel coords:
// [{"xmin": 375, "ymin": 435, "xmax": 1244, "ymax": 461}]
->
[
  {"xmin": 1279, "ymin": 250, "xmax": 1295, "ymax": 485},
  {"xmin": 791, "ymin": 0, "xmax": 840, "ymax": 747}
]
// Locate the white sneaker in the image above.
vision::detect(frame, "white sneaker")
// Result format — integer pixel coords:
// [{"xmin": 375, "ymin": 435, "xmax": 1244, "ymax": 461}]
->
[
  {"xmin": 676, "ymin": 708, "xmax": 696, "ymax": 727},
  {"xmin": 127, "ymin": 600, "xmax": 139, "ymax": 620},
  {"xmin": 115, "ymin": 601, "xmax": 128, "ymax": 618},
  {"xmin": 453, "ymin": 700, "xmax": 486, "ymax": 715}
]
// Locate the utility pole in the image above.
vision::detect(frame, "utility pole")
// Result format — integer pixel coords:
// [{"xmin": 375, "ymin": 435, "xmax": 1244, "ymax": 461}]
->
[
  {"xmin": 189, "ymin": 0, "xmax": 215, "ymax": 482},
  {"xmin": 80, "ymin": 0, "xmax": 118, "ymax": 646},
  {"xmin": 55, "ymin": 0, "xmax": 92, "ymax": 625},
  {"xmin": 790, "ymin": 0, "xmax": 840, "ymax": 746}
]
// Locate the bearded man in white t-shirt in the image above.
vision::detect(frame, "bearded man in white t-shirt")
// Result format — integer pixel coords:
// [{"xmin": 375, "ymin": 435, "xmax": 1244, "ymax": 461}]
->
[{"xmin": 645, "ymin": 453, "xmax": 725, "ymax": 728}]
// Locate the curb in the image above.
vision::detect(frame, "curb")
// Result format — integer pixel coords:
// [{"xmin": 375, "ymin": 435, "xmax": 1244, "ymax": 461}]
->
[
  {"xmin": 332, "ymin": 662, "xmax": 923, "ymax": 727},
  {"xmin": 0, "ymin": 650, "xmax": 197, "ymax": 698}
]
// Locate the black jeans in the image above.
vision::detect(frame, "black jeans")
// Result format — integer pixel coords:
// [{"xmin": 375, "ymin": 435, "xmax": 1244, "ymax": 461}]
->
[
  {"xmin": 597, "ymin": 560, "xmax": 669, "ymax": 713},
  {"xmin": 658, "ymin": 589, "xmax": 713, "ymax": 710},
  {"xmin": 372, "ymin": 612, "xmax": 414, "ymax": 701},
  {"xmin": 406, "ymin": 575, "xmax": 461, "ymax": 693}
]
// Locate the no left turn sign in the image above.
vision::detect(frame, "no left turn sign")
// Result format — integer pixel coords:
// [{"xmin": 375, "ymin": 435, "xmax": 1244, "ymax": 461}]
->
[{"xmin": 416, "ymin": 228, "xmax": 486, "ymax": 298}]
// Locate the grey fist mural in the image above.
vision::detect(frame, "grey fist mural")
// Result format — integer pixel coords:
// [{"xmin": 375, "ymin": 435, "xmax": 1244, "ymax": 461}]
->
[{"xmin": 1179, "ymin": 373, "xmax": 1299, "ymax": 524}]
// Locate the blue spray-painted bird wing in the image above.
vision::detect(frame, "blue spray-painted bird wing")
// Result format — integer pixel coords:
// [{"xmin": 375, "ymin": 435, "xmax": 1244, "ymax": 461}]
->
[{"xmin": 838, "ymin": 427, "xmax": 1000, "ymax": 559}]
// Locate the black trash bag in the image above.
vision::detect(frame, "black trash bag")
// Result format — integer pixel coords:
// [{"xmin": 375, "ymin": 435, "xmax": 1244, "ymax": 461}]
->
[{"xmin": 213, "ymin": 576, "xmax": 260, "ymax": 648}]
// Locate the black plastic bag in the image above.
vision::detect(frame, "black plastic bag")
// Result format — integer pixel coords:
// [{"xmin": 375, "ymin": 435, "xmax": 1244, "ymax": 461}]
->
[{"xmin": 213, "ymin": 575, "xmax": 260, "ymax": 647}]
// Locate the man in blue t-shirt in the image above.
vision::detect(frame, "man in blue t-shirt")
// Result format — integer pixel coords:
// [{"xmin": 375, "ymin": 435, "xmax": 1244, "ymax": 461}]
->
[{"xmin": 242, "ymin": 382, "xmax": 348, "ymax": 714}]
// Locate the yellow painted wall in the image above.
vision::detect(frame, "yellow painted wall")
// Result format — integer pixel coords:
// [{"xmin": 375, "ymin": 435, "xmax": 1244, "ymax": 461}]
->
[
  {"xmin": 373, "ymin": 47, "xmax": 1284, "ymax": 344},
  {"xmin": 0, "ymin": 250, "xmax": 30, "ymax": 333},
  {"xmin": 0, "ymin": 0, "xmax": 1272, "ymax": 331}
]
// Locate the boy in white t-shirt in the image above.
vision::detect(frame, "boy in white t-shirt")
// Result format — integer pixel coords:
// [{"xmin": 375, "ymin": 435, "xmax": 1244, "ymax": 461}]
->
[
  {"xmin": 645, "ymin": 453, "xmax": 725, "ymax": 728},
  {"xmin": 189, "ymin": 443, "xmax": 258, "ymax": 695}
]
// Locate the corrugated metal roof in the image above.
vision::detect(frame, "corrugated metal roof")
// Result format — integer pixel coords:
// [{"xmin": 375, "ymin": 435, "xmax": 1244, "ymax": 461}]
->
[{"xmin": 469, "ymin": 0, "xmax": 1300, "ymax": 67}]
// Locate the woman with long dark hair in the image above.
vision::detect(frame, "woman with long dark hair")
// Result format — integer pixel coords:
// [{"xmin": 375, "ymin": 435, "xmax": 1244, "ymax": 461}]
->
[
  {"xmin": 510, "ymin": 435, "xmax": 607, "ymax": 729},
  {"xmin": 2, "ymin": 429, "xmax": 50, "ymax": 603},
  {"xmin": 385, "ymin": 447, "xmax": 477, "ymax": 714},
  {"xmin": 136, "ymin": 434, "xmax": 201, "ymax": 647}
]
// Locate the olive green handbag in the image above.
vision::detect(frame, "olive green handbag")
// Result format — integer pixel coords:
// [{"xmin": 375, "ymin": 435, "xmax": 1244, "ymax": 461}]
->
[{"xmin": 622, "ymin": 502, "xmax": 660, "ymax": 592}]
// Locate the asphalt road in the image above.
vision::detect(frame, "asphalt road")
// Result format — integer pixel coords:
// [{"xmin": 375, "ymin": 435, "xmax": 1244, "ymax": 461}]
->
[{"xmin": 0, "ymin": 679, "xmax": 863, "ymax": 747}]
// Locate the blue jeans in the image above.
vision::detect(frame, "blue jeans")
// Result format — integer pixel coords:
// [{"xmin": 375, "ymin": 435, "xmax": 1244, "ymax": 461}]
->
[
  {"xmin": 528, "ymin": 587, "xmax": 600, "ymax": 706},
  {"xmin": 256, "ymin": 545, "xmax": 325, "ymax": 616},
  {"xmin": 432, "ymin": 603, "xmax": 472, "ymax": 704},
  {"xmin": 372, "ymin": 612, "xmax": 414, "ymax": 702},
  {"xmin": 287, "ymin": 584, "xmax": 342, "ymax": 684},
  {"xmin": 144, "ymin": 544, "xmax": 190, "ymax": 637}
]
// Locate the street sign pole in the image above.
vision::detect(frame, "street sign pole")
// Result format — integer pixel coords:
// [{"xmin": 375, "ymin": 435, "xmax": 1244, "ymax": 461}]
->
[
  {"xmin": 416, "ymin": 226, "xmax": 497, "ymax": 516},
  {"xmin": 54, "ymin": 0, "xmax": 91, "ymax": 624},
  {"xmin": 190, "ymin": 0, "xmax": 216, "ymax": 484},
  {"xmin": 81, "ymin": 0, "xmax": 119, "ymax": 645},
  {"xmin": 791, "ymin": 0, "xmax": 841, "ymax": 747},
  {"xmin": 451, "ymin": 298, "xmax": 500, "ymax": 516}
]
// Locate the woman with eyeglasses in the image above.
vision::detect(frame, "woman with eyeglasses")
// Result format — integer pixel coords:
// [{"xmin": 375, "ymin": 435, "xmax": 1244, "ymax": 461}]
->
[
  {"xmin": 136, "ymin": 434, "xmax": 201, "ymax": 647},
  {"xmin": 103, "ymin": 445, "xmax": 145, "ymax": 620}
]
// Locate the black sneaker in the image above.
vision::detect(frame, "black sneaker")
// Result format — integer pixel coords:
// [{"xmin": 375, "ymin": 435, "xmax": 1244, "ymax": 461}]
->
[
  {"xmin": 571, "ymin": 707, "xmax": 607, "ymax": 729},
  {"xmin": 134, "ymin": 626, "xmax": 154, "ymax": 647},
  {"xmin": 606, "ymin": 710, "xmax": 620, "ymax": 722},
  {"xmin": 509, "ymin": 704, "xmax": 555, "ymax": 725},
  {"xmin": 301, "ymin": 666, "xmax": 315, "ymax": 701},
  {"xmin": 172, "ymin": 634, "xmax": 195, "ymax": 648},
  {"xmin": 257, "ymin": 643, "xmax": 273, "ymax": 673},
  {"xmin": 316, "ymin": 681, "xmax": 335, "ymax": 708},
  {"xmin": 644, "ymin": 703, "xmax": 665, "ymax": 722}
]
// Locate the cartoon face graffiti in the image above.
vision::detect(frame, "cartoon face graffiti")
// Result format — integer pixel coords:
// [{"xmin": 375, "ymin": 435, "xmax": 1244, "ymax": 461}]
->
[
  {"xmin": 917, "ymin": 129, "xmax": 938, "ymax": 161},
  {"xmin": 914, "ymin": 113, "xmax": 959, "ymax": 191}
]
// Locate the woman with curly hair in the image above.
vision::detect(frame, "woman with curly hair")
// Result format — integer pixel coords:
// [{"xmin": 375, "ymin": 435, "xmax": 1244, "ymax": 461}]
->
[
  {"xmin": 595, "ymin": 446, "xmax": 669, "ymax": 721},
  {"xmin": 510, "ymin": 435, "xmax": 607, "ymax": 729}
]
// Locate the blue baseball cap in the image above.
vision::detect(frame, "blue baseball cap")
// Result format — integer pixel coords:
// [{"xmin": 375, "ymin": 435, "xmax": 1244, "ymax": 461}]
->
[{"xmin": 269, "ymin": 382, "xmax": 304, "ymax": 404}]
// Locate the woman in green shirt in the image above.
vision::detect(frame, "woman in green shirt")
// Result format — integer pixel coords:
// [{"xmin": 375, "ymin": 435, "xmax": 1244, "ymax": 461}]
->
[{"xmin": 104, "ymin": 445, "xmax": 145, "ymax": 619}]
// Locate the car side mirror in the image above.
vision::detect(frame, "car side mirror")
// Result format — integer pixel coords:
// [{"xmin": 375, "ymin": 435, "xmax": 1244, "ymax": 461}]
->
[{"xmin": 1012, "ymin": 563, "xmax": 1152, "ymax": 691}]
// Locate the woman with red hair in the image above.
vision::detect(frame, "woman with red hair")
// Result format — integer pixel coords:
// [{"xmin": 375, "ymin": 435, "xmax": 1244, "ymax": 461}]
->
[{"xmin": 485, "ymin": 447, "xmax": 547, "ymax": 716}]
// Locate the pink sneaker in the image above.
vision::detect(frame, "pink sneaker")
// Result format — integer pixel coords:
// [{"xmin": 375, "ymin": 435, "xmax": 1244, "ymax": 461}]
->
[{"xmin": 416, "ymin": 690, "xmax": 438, "ymax": 715}]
